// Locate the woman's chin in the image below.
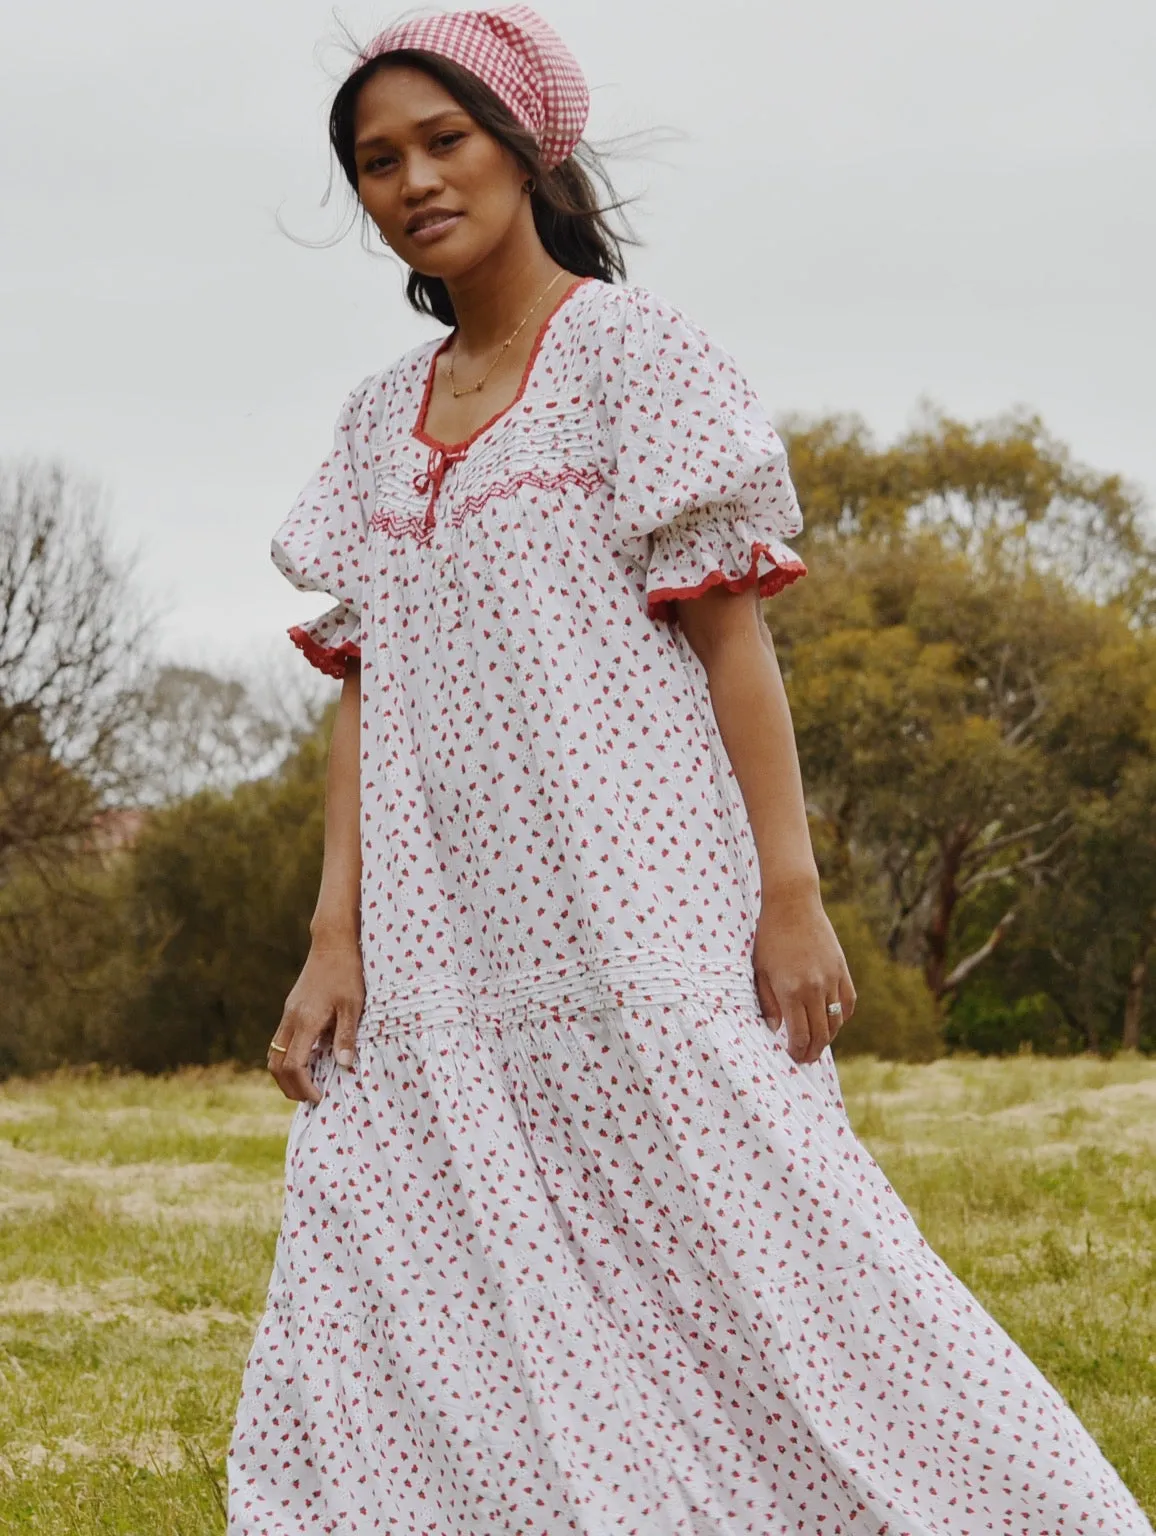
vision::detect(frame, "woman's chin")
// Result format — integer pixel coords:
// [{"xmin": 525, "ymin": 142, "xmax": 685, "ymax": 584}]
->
[
  {"xmin": 408, "ymin": 249, "xmax": 480, "ymax": 282},
  {"xmin": 403, "ymin": 228, "xmax": 501, "ymax": 284}
]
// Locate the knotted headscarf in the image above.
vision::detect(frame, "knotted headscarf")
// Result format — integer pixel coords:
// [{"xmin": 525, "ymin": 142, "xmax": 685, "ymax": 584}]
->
[{"xmin": 356, "ymin": 5, "xmax": 590, "ymax": 170}]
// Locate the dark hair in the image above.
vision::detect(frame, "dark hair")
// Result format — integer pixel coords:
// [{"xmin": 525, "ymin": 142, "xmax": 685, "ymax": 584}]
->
[{"xmin": 328, "ymin": 49, "xmax": 634, "ymax": 326}]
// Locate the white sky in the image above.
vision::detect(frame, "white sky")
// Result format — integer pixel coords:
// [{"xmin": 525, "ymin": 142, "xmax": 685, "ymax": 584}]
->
[{"xmin": 2, "ymin": 0, "xmax": 1153, "ymax": 674}]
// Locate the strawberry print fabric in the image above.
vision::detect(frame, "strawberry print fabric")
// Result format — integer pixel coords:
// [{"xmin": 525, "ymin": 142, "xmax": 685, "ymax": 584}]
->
[{"xmin": 229, "ymin": 278, "xmax": 1152, "ymax": 1534}]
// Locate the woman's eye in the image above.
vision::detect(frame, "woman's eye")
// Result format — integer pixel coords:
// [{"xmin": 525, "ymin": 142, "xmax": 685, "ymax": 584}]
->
[
  {"xmin": 365, "ymin": 155, "xmax": 397, "ymax": 173},
  {"xmin": 433, "ymin": 132, "xmax": 464, "ymax": 150}
]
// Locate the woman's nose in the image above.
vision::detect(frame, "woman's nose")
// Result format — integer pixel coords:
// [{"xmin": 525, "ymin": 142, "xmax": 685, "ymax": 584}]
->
[{"xmin": 401, "ymin": 151, "xmax": 444, "ymax": 201}]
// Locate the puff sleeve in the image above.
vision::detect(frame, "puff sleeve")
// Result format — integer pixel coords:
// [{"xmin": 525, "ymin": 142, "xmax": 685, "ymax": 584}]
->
[
  {"xmin": 271, "ymin": 375, "xmax": 377, "ymax": 678},
  {"xmin": 601, "ymin": 289, "xmax": 807, "ymax": 621}
]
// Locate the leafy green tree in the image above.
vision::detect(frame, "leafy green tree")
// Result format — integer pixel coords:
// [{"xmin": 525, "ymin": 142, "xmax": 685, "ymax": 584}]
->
[
  {"xmin": 0, "ymin": 709, "xmax": 332, "ymax": 1075},
  {"xmin": 113, "ymin": 714, "xmax": 331, "ymax": 1068},
  {"xmin": 785, "ymin": 406, "xmax": 1155, "ymax": 621},
  {"xmin": 823, "ymin": 900, "xmax": 942, "ymax": 1061},
  {"xmin": 1014, "ymin": 756, "xmax": 1156, "ymax": 1053},
  {"xmin": 782, "ymin": 541, "xmax": 1079, "ymax": 995},
  {"xmin": 0, "ymin": 859, "xmax": 142, "ymax": 1076},
  {"xmin": 774, "ymin": 408, "xmax": 1156, "ymax": 1052}
]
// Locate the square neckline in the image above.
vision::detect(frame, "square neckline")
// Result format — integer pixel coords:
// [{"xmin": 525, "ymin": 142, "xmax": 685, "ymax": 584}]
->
[{"xmin": 412, "ymin": 275, "xmax": 594, "ymax": 455}]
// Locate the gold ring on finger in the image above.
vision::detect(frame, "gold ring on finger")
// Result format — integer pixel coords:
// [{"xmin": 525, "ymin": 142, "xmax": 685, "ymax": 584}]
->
[{"xmin": 268, "ymin": 1041, "xmax": 288, "ymax": 1054}]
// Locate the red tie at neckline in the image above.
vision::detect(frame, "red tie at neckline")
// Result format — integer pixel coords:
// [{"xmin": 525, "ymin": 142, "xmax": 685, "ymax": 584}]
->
[{"xmin": 414, "ymin": 444, "xmax": 469, "ymax": 531}]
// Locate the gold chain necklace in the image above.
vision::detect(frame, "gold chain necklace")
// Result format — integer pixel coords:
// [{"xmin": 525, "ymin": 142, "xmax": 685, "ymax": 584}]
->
[{"xmin": 447, "ymin": 270, "xmax": 568, "ymax": 399}]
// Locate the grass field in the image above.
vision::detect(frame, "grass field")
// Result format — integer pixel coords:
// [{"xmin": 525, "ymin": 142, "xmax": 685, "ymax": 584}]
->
[{"xmin": 0, "ymin": 1054, "xmax": 1153, "ymax": 1533}]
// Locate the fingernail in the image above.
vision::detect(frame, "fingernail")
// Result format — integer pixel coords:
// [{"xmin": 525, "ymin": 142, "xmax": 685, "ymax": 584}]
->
[{"xmin": 336, "ymin": 1050, "xmax": 355, "ymax": 1069}]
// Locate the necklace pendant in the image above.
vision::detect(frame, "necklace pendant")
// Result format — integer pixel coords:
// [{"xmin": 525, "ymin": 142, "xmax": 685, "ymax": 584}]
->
[{"xmin": 445, "ymin": 269, "xmax": 568, "ymax": 405}]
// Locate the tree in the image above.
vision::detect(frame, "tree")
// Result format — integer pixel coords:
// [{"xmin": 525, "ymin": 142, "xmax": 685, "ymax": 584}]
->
[
  {"xmin": 772, "ymin": 408, "xmax": 1156, "ymax": 1051},
  {"xmin": 0, "ymin": 858, "xmax": 142, "ymax": 1076},
  {"xmin": 128, "ymin": 663, "xmax": 312, "ymax": 805},
  {"xmin": 108, "ymin": 712, "xmax": 332, "ymax": 1068},
  {"xmin": 782, "ymin": 541, "xmax": 1087, "ymax": 997},
  {"xmin": 0, "ymin": 708, "xmax": 333, "ymax": 1075},
  {"xmin": 785, "ymin": 406, "xmax": 1156, "ymax": 622},
  {"xmin": 0, "ymin": 458, "xmax": 151, "ymax": 883},
  {"xmin": 1020, "ymin": 756, "xmax": 1156, "ymax": 1053}
]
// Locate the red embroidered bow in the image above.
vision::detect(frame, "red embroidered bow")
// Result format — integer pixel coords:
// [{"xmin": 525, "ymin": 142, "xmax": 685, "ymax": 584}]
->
[{"xmin": 414, "ymin": 444, "xmax": 468, "ymax": 532}]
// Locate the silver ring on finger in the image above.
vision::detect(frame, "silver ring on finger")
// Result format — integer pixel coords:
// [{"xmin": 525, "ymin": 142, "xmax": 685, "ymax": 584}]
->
[{"xmin": 826, "ymin": 1001, "xmax": 843, "ymax": 1018}]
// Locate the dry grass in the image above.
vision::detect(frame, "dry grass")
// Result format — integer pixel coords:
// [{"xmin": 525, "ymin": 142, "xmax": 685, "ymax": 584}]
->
[{"xmin": 0, "ymin": 1055, "xmax": 1152, "ymax": 1532}]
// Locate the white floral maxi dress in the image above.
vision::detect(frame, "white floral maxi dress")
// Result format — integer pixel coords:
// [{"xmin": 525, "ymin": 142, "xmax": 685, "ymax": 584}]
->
[{"xmin": 228, "ymin": 277, "xmax": 1152, "ymax": 1536}]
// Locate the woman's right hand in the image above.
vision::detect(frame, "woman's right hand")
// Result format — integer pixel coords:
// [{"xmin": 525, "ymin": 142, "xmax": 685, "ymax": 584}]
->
[{"xmin": 267, "ymin": 935, "xmax": 365, "ymax": 1104}]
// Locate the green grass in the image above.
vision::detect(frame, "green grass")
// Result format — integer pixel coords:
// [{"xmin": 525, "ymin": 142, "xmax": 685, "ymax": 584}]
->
[
  {"xmin": 0, "ymin": 1071, "xmax": 285, "ymax": 1533},
  {"xmin": 0, "ymin": 1056, "xmax": 1153, "ymax": 1531},
  {"xmin": 835, "ymin": 1053, "xmax": 1156, "ymax": 1505}
]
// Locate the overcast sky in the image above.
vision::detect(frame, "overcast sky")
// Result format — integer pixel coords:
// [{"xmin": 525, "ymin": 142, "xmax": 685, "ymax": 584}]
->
[{"xmin": 2, "ymin": 0, "xmax": 1153, "ymax": 676}]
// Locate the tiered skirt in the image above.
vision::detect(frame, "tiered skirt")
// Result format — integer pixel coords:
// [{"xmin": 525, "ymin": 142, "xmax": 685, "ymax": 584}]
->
[{"xmin": 228, "ymin": 964, "xmax": 1151, "ymax": 1534}]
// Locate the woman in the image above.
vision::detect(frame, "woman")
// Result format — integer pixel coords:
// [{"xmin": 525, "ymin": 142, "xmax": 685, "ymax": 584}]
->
[{"xmin": 228, "ymin": 8, "xmax": 1153, "ymax": 1533}]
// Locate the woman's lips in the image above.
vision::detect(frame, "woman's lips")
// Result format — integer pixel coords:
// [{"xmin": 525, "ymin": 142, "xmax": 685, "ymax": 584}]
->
[{"xmin": 408, "ymin": 213, "xmax": 464, "ymax": 246}]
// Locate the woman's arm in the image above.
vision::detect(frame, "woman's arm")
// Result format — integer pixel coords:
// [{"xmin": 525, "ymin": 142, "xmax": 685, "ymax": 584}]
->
[
  {"xmin": 311, "ymin": 663, "xmax": 363, "ymax": 946},
  {"xmin": 268, "ymin": 663, "xmax": 366, "ymax": 1103},
  {"xmin": 675, "ymin": 588, "xmax": 855, "ymax": 1064}
]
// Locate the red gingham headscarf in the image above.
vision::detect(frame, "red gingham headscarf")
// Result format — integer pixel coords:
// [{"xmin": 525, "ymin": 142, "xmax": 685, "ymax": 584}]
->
[{"xmin": 357, "ymin": 6, "xmax": 590, "ymax": 171}]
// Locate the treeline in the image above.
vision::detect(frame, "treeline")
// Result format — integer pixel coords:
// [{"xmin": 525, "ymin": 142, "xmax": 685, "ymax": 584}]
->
[{"xmin": 0, "ymin": 408, "xmax": 1153, "ymax": 1074}]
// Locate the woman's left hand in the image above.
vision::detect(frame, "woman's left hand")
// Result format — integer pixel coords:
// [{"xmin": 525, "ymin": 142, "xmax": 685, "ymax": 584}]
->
[{"xmin": 752, "ymin": 886, "xmax": 856, "ymax": 1064}]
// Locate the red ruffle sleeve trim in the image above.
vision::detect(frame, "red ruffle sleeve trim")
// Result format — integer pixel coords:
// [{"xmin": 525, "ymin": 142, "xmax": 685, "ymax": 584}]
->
[
  {"xmin": 646, "ymin": 545, "xmax": 808, "ymax": 622},
  {"xmin": 288, "ymin": 625, "xmax": 362, "ymax": 679}
]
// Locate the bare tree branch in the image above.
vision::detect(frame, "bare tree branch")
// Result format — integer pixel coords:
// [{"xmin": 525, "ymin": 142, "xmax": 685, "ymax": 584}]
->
[
  {"xmin": 1004, "ymin": 683, "xmax": 1047, "ymax": 747},
  {"xmin": 941, "ymin": 906, "xmax": 1019, "ymax": 994},
  {"xmin": 0, "ymin": 458, "xmax": 154, "ymax": 884},
  {"xmin": 959, "ymin": 808, "xmax": 1071, "ymax": 867},
  {"xmin": 957, "ymin": 830, "xmax": 1074, "ymax": 898}
]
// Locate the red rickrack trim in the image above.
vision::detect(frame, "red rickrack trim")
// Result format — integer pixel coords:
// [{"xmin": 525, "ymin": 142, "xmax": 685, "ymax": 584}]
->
[
  {"xmin": 288, "ymin": 625, "xmax": 362, "ymax": 679},
  {"xmin": 646, "ymin": 543, "xmax": 808, "ymax": 622},
  {"xmin": 369, "ymin": 463, "xmax": 604, "ymax": 542}
]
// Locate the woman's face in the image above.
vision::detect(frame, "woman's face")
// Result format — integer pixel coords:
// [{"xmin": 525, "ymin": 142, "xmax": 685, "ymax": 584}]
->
[{"xmin": 352, "ymin": 64, "xmax": 528, "ymax": 280}]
